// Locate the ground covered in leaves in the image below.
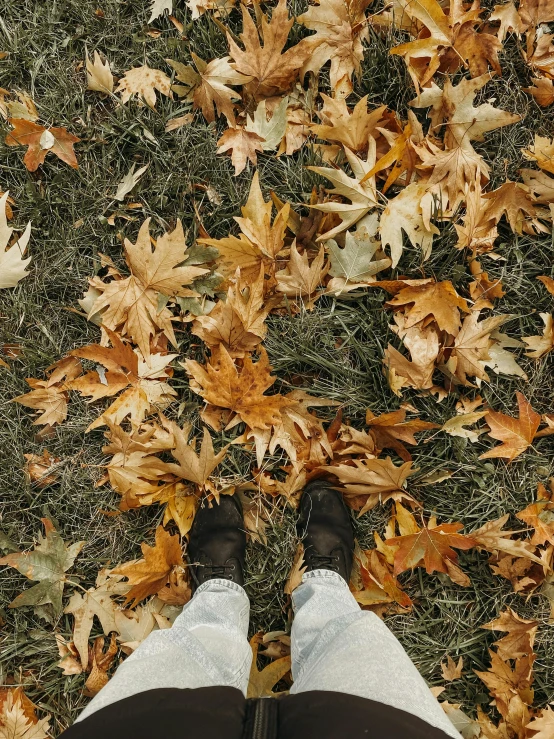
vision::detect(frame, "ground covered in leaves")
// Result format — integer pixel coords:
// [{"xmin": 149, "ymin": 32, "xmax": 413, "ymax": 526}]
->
[{"xmin": 2, "ymin": 0, "xmax": 554, "ymax": 737}]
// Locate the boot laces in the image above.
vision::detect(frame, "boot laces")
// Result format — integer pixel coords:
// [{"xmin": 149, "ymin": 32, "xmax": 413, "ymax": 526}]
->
[
  {"xmin": 308, "ymin": 554, "xmax": 340, "ymax": 572},
  {"xmin": 203, "ymin": 563, "xmax": 236, "ymax": 580}
]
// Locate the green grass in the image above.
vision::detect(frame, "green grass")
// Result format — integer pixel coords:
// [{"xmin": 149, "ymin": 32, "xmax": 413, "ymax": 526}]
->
[{"xmin": 1, "ymin": 0, "xmax": 554, "ymax": 733}]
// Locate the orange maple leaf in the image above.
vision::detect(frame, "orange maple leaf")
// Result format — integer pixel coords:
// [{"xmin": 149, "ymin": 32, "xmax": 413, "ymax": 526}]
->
[
  {"xmin": 480, "ymin": 392, "xmax": 540, "ymax": 462},
  {"xmin": 6, "ymin": 118, "xmax": 80, "ymax": 171}
]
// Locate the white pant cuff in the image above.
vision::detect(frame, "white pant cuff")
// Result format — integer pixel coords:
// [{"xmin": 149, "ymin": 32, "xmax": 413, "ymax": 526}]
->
[{"xmin": 194, "ymin": 578, "xmax": 248, "ymax": 597}]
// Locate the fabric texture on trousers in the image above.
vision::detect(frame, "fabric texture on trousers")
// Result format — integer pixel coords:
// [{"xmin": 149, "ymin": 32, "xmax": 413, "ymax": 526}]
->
[
  {"xmin": 60, "ymin": 686, "xmax": 457, "ymax": 739},
  {"xmin": 75, "ymin": 569, "xmax": 461, "ymax": 738}
]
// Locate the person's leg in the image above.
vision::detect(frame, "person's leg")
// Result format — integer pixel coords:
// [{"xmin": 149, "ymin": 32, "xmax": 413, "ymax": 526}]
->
[
  {"xmin": 78, "ymin": 496, "xmax": 252, "ymax": 721},
  {"xmin": 290, "ymin": 482, "xmax": 462, "ymax": 739}
]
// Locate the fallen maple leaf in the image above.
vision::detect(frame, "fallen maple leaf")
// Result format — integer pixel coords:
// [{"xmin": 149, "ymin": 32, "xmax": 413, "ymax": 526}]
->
[
  {"xmin": 309, "ymin": 144, "xmax": 379, "ymax": 241},
  {"xmin": 516, "ymin": 481, "xmax": 554, "ymax": 547},
  {"xmin": 247, "ymin": 633, "xmax": 291, "ymax": 698},
  {"xmin": 112, "ymin": 526, "xmax": 184, "ymax": 608},
  {"xmin": 24, "ymin": 449, "xmax": 60, "ymax": 487},
  {"xmin": 6, "ymin": 118, "xmax": 80, "ymax": 171},
  {"xmin": 526, "ymin": 707, "xmax": 554, "ymax": 739},
  {"xmin": 298, "ymin": 0, "xmax": 371, "ymax": 96},
  {"xmin": 149, "ymin": 0, "xmax": 172, "ymax": 22},
  {"xmin": 227, "ymin": 0, "xmax": 309, "ymax": 100},
  {"xmin": 482, "ymin": 608, "xmax": 538, "ymax": 660},
  {"xmin": 351, "ymin": 544, "xmax": 413, "ymax": 609},
  {"xmin": 64, "ymin": 570, "xmax": 125, "ymax": 670},
  {"xmin": 0, "ymin": 519, "xmax": 84, "ymax": 616},
  {"xmin": 326, "ymin": 217, "xmax": 391, "ymax": 294},
  {"xmin": 524, "ymin": 77, "xmax": 554, "ymax": 106},
  {"xmin": 245, "ymin": 97, "xmax": 288, "ymax": 152},
  {"xmin": 480, "ymin": 392, "xmax": 540, "ymax": 462},
  {"xmin": 386, "ymin": 280, "xmax": 470, "ymax": 336},
  {"xmin": 170, "ymin": 53, "xmax": 251, "ymax": 126},
  {"xmin": 151, "ymin": 419, "xmax": 229, "ymax": 489},
  {"xmin": 186, "ymin": 345, "xmax": 293, "ymax": 430},
  {"xmin": 0, "ymin": 688, "xmax": 50, "ymax": 739},
  {"xmin": 68, "ymin": 329, "xmax": 177, "ymax": 430},
  {"xmin": 216, "ymin": 126, "xmax": 264, "ymax": 176},
  {"xmin": 379, "ymin": 181, "xmax": 439, "ymax": 267},
  {"xmin": 523, "ymin": 313, "xmax": 554, "ymax": 358},
  {"xmin": 365, "ymin": 408, "xmax": 438, "ymax": 461},
  {"xmin": 86, "ymin": 51, "xmax": 114, "ymax": 94},
  {"xmin": 192, "ymin": 265, "xmax": 270, "ymax": 357},
  {"xmin": 384, "ymin": 503, "xmax": 477, "ymax": 586},
  {"xmin": 275, "ymin": 242, "xmax": 328, "ymax": 309},
  {"xmin": 411, "ymin": 75, "xmax": 520, "ymax": 210},
  {"xmin": 441, "ymin": 655, "xmax": 463, "ymax": 681},
  {"xmin": 471, "ymin": 514, "xmax": 544, "ymax": 564},
  {"xmin": 482, "ymin": 181, "xmax": 538, "ymax": 234},
  {"xmin": 84, "ymin": 634, "xmax": 118, "ymax": 697},
  {"xmin": 116, "ymin": 64, "xmax": 172, "ymax": 108},
  {"xmin": 320, "ymin": 457, "xmax": 416, "ymax": 515},
  {"xmin": 199, "ymin": 171, "xmax": 289, "ymax": 279},
  {"xmin": 86, "ymin": 218, "xmax": 210, "ymax": 359},
  {"xmin": 0, "ymin": 191, "xmax": 31, "ymax": 289},
  {"xmin": 441, "ymin": 411, "xmax": 488, "ymax": 443},
  {"xmin": 14, "ymin": 355, "xmax": 83, "ymax": 427}
]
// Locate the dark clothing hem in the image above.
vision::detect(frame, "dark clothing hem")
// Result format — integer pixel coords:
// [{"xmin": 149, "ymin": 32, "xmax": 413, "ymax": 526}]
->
[{"xmin": 60, "ymin": 686, "xmax": 454, "ymax": 739}]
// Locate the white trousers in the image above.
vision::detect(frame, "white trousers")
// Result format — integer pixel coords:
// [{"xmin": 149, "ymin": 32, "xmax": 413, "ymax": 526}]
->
[{"xmin": 78, "ymin": 570, "xmax": 461, "ymax": 738}]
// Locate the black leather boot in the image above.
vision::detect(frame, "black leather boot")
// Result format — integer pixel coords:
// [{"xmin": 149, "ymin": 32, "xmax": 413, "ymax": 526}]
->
[
  {"xmin": 188, "ymin": 494, "xmax": 246, "ymax": 590},
  {"xmin": 297, "ymin": 480, "xmax": 354, "ymax": 583}
]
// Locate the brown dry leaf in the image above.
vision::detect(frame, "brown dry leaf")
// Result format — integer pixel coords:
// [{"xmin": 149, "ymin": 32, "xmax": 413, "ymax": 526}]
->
[
  {"xmin": 351, "ymin": 545, "xmax": 413, "ymax": 609},
  {"xmin": 490, "ymin": 1, "xmax": 525, "ymax": 42},
  {"xmin": 185, "ymin": 345, "xmax": 293, "ymax": 430},
  {"xmin": 275, "ymin": 242, "xmax": 328, "ymax": 309},
  {"xmin": 85, "ymin": 218, "xmax": 210, "ymax": 359},
  {"xmin": 6, "ymin": 118, "xmax": 80, "ymax": 171},
  {"xmin": 0, "ymin": 90, "xmax": 38, "ymax": 122},
  {"xmin": 116, "ymin": 65, "xmax": 172, "ymax": 108},
  {"xmin": 199, "ymin": 171, "xmax": 289, "ymax": 280},
  {"xmin": 471, "ymin": 514, "xmax": 544, "ymax": 564},
  {"xmin": 186, "ymin": 0, "xmax": 236, "ymax": 19},
  {"xmin": 516, "ymin": 481, "xmax": 554, "ymax": 547},
  {"xmin": 298, "ymin": 0, "xmax": 371, "ymax": 96},
  {"xmin": 227, "ymin": 0, "xmax": 309, "ymax": 101},
  {"xmin": 390, "ymin": 0, "xmax": 501, "ymax": 91},
  {"xmin": 365, "ymin": 408, "xmax": 438, "ymax": 461},
  {"xmin": 165, "ymin": 113, "xmax": 194, "ymax": 132},
  {"xmin": 481, "ymin": 608, "xmax": 538, "ymax": 660},
  {"xmin": 14, "ymin": 355, "xmax": 83, "ymax": 427},
  {"xmin": 523, "ymin": 313, "xmax": 554, "ymax": 358},
  {"xmin": 192, "ymin": 265, "xmax": 270, "ymax": 357},
  {"xmin": 150, "ymin": 419, "xmax": 228, "ymax": 488},
  {"xmin": 524, "ymin": 77, "xmax": 554, "ymax": 107},
  {"xmin": 446, "ymin": 312, "xmax": 509, "ymax": 385},
  {"xmin": 84, "ymin": 634, "xmax": 118, "ymax": 697},
  {"xmin": 482, "ymin": 181, "xmax": 537, "ymax": 234},
  {"xmin": 24, "ymin": 449, "xmax": 60, "ymax": 487},
  {"xmin": 0, "ymin": 687, "xmax": 50, "ymax": 739},
  {"xmin": 171, "ymin": 53, "xmax": 252, "ymax": 126},
  {"xmin": 384, "ymin": 320, "xmax": 440, "ymax": 395},
  {"xmin": 216, "ymin": 126, "xmax": 264, "ymax": 176},
  {"xmin": 475, "ymin": 650, "xmax": 535, "ymax": 733},
  {"xmin": 468, "ymin": 268, "xmax": 505, "ymax": 311},
  {"xmin": 523, "ymin": 134, "xmax": 554, "ymax": 174},
  {"xmin": 526, "ymin": 707, "xmax": 554, "ymax": 738},
  {"xmin": 68, "ymin": 329, "xmax": 177, "ymax": 430},
  {"xmin": 64, "ymin": 570, "xmax": 124, "ymax": 670},
  {"xmin": 308, "ymin": 146, "xmax": 379, "ymax": 241},
  {"xmin": 384, "ymin": 503, "xmax": 477, "ymax": 586},
  {"xmin": 320, "ymin": 458, "xmax": 415, "ymax": 515},
  {"xmin": 311, "ymin": 95, "xmax": 387, "ymax": 154},
  {"xmin": 284, "ymin": 543, "xmax": 306, "ymax": 595},
  {"xmin": 479, "ymin": 392, "xmax": 540, "ymax": 462},
  {"xmin": 86, "ymin": 51, "xmax": 114, "ymax": 94},
  {"xmin": 247, "ymin": 633, "xmax": 292, "ymax": 698},
  {"xmin": 454, "ymin": 183, "xmax": 498, "ymax": 253},
  {"xmin": 441, "ymin": 655, "xmax": 464, "ymax": 681},
  {"xmin": 411, "ymin": 75, "xmax": 520, "ymax": 210},
  {"xmin": 386, "ymin": 280, "xmax": 470, "ymax": 336},
  {"xmin": 112, "ymin": 526, "xmax": 184, "ymax": 608}
]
